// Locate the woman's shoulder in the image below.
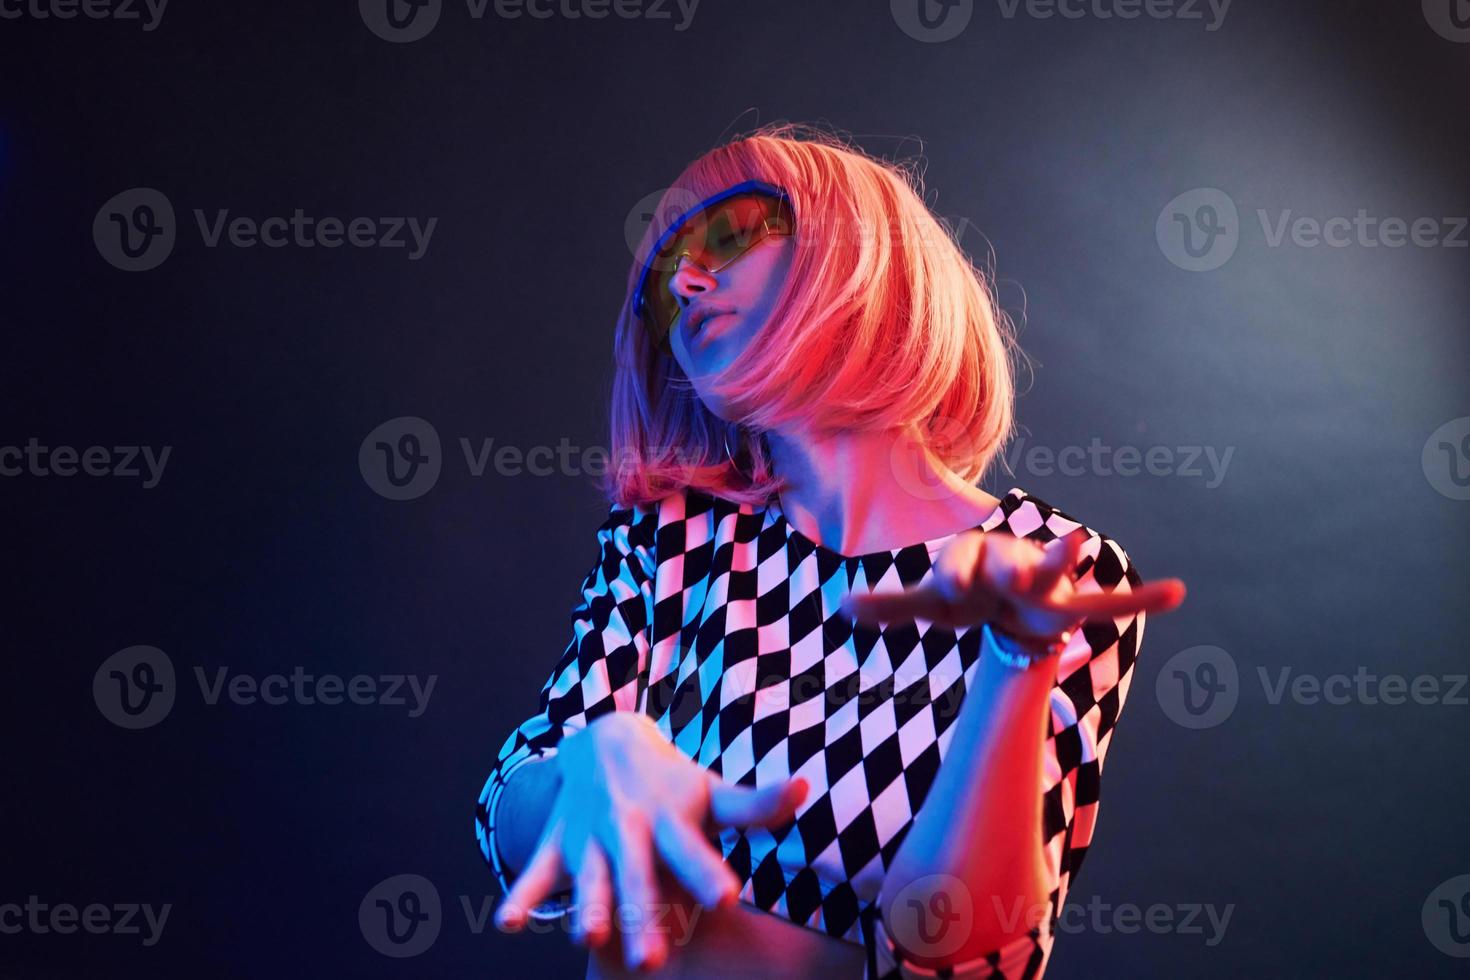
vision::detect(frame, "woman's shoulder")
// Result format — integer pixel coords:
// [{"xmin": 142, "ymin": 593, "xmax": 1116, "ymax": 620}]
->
[{"xmin": 994, "ymin": 487, "xmax": 1141, "ymax": 589}]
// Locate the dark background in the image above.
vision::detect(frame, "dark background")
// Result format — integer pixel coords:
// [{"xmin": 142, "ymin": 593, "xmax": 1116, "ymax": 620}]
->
[{"xmin": 2, "ymin": 1, "xmax": 1468, "ymax": 977}]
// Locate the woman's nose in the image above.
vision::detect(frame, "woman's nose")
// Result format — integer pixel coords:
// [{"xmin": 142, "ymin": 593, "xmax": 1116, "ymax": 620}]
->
[{"xmin": 669, "ymin": 256, "xmax": 718, "ymax": 308}]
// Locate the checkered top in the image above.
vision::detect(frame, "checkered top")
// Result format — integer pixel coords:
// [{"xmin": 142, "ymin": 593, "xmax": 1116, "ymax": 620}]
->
[{"xmin": 476, "ymin": 486, "xmax": 1147, "ymax": 979}]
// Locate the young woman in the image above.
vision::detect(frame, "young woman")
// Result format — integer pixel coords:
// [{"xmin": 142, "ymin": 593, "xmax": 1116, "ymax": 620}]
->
[{"xmin": 475, "ymin": 124, "xmax": 1186, "ymax": 979}]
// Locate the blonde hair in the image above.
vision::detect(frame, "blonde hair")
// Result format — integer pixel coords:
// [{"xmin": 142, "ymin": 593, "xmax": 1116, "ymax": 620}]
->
[{"xmin": 607, "ymin": 122, "xmax": 1018, "ymax": 507}]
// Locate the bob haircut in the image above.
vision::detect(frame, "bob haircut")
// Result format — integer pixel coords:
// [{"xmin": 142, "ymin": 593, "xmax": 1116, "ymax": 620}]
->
[{"xmin": 607, "ymin": 122, "xmax": 1018, "ymax": 508}]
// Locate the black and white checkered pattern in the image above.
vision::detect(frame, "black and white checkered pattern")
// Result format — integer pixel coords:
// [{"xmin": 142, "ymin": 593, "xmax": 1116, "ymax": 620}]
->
[{"xmin": 476, "ymin": 486, "xmax": 1146, "ymax": 979}]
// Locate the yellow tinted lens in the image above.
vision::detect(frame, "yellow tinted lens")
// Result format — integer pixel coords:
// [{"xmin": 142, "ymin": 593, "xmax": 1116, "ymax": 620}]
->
[{"xmin": 639, "ymin": 192, "xmax": 791, "ymax": 346}]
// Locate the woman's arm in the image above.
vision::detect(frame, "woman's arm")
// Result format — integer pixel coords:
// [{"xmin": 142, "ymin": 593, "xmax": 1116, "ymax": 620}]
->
[
  {"xmin": 476, "ymin": 503, "xmax": 660, "ymax": 920},
  {"xmin": 478, "ymin": 503, "xmax": 808, "ymax": 972},
  {"xmin": 848, "ymin": 526, "xmax": 1186, "ymax": 972},
  {"xmin": 878, "ymin": 633, "xmax": 1059, "ymax": 964}
]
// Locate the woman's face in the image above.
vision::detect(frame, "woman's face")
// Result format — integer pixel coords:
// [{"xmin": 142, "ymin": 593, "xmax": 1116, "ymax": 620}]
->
[{"xmin": 665, "ymin": 231, "xmax": 796, "ymax": 420}]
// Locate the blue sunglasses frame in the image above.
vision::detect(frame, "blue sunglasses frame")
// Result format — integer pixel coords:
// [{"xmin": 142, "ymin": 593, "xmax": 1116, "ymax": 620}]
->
[{"xmin": 631, "ymin": 179, "xmax": 795, "ymax": 333}]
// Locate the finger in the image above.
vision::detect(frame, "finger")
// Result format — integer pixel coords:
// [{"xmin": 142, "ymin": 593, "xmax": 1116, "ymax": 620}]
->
[
  {"xmin": 1050, "ymin": 578, "xmax": 1187, "ymax": 620},
  {"xmin": 932, "ymin": 531, "xmax": 985, "ymax": 603},
  {"xmin": 1031, "ymin": 529, "xmax": 1087, "ymax": 597},
  {"xmin": 608, "ymin": 809, "xmax": 666, "ymax": 972},
  {"xmin": 573, "ymin": 839, "xmax": 613, "ymax": 948},
  {"xmin": 653, "ymin": 811, "xmax": 740, "ymax": 909},
  {"xmin": 708, "ymin": 775, "xmax": 809, "ymax": 829},
  {"xmin": 497, "ymin": 821, "xmax": 566, "ymax": 933},
  {"xmin": 843, "ymin": 583, "xmax": 956, "ymax": 626},
  {"xmin": 979, "ymin": 531, "xmax": 1035, "ymax": 594}
]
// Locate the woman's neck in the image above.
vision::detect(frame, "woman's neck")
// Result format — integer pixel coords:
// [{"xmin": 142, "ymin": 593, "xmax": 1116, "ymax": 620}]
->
[{"xmin": 763, "ymin": 425, "xmax": 1002, "ymax": 556}]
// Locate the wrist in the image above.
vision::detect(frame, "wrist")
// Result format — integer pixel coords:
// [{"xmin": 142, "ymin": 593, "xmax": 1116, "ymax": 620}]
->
[{"xmin": 984, "ymin": 622, "xmax": 1072, "ymax": 669}]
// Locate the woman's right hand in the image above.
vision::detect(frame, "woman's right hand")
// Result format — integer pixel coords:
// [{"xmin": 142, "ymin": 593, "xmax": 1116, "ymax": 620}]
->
[{"xmin": 494, "ymin": 711, "xmax": 809, "ymax": 972}]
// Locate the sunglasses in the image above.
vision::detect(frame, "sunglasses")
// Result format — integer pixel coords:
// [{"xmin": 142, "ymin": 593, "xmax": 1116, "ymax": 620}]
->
[{"xmin": 632, "ymin": 180, "xmax": 795, "ymax": 350}]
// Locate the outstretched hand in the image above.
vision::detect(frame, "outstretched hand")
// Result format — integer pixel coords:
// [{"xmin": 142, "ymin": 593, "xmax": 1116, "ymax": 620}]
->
[
  {"xmin": 495, "ymin": 711, "xmax": 809, "ymax": 972},
  {"xmin": 842, "ymin": 529, "xmax": 1186, "ymax": 643}
]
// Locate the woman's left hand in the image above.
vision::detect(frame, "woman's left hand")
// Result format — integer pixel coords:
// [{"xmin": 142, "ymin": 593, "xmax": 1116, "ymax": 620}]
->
[{"xmin": 842, "ymin": 530, "xmax": 1186, "ymax": 647}]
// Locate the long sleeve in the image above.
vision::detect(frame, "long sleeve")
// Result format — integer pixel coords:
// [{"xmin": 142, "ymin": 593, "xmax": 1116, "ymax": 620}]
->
[
  {"xmin": 865, "ymin": 527, "xmax": 1148, "ymax": 979},
  {"xmin": 474, "ymin": 501, "xmax": 659, "ymax": 915}
]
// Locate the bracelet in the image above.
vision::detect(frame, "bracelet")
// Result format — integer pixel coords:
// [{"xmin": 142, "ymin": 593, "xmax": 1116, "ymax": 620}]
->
[{"xmin": 983, "ymin": 622, "xmax": 1073, "ymax": 669}]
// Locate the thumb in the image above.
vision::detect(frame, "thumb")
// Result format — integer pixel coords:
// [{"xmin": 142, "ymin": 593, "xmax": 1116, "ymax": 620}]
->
[{"xmin": 707, "ymin": 775, "xmax": 809, "ymax": 829}]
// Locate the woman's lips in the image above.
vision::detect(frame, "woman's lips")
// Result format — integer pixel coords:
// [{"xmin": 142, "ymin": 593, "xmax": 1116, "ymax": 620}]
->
[{"xmin": 689, "ymin": 311, "xmax": 733, "ymax": 351}]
